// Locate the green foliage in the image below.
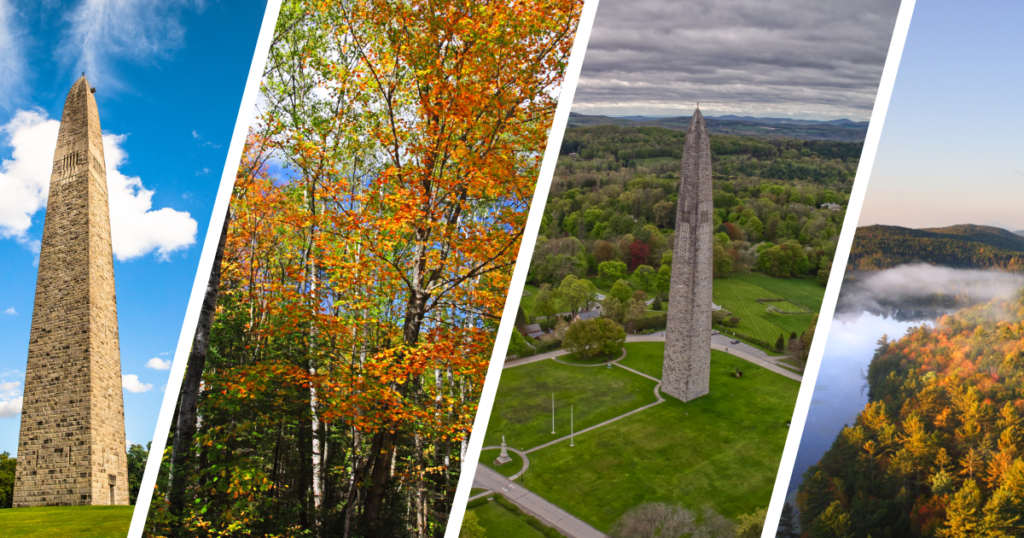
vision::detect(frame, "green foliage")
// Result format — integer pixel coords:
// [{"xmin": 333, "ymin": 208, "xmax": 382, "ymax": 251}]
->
[
  {"xmin": 598, "ymin": 260, "xmax": 627, "ymax": 281},
  {"xmin": 757, "ymin": 241, "xmax": 809, "ymax": 278},
  {"xmin": 713, "ymin": 245, "xmax": 733, "ymax": 276},
  {"xmin": 127, "ymin": 443, "xmax": 149, "ymax": 505},
  {"xmin": 632, "ymin": 265, "xmax": 655, "ymax": 290},
  {"xmin": 797, "ymin": 291, "xmax": 1024, "ymax": 536},
  {"xmin": 851, "ymin": 224, "xmax": 1024, "ymax": 271},
  {"xmin": 0, "ymin": 451, "xmax": 14, "ymax": 509},
  {"xmin": 774, "ymin": 334, "xmax": 784, "ymax": 352},
  {"xmin": 736, "ymin": 506, "xmax": 767, "ymax": 538},
  {"xmin": 558, "ymin": 275, "xmax": 596, "ymax": 315},
  {"xmin": 562, "ymin": 318, "xmax": 626, "ymax": 358},
  {"xmin": 508, "ymin": 329, "xmax": 534, "ymax": 358},
  {"xmin": 609, "ymin": 279, "xmax": 633, "ymax": 303},
  {"xmin": 460, "ymin": 510, "xmax": 486, "ymax": 538},
  {"xmin": 533, "ymin": 286, "xmax": 557, "ymax": 319}
]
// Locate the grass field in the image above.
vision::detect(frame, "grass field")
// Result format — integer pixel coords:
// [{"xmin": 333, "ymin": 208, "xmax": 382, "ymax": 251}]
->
[
  {"xmin": 712, "ymin": 276, "xmax": 816, "ymax": 344},
  {"xmin": 732, "ymin": 273, "xmax": 824, "ymax": 312},
  {"xmin": 0, "ymin": 506, "xmax": 135, "ymax": 538},
  {"xmin": 481, "ymin": 448, "xmax": 525, "ymax": 478},
  {"xmin": 483, "ymin": 361, "xmax": 659, "ymax": 450},
  {"xmin": 471, "ymin": 501, "xmax": 549, "ymax": 538},
  {"xmin": 558, "ymin": 350, "xmax": 620, "ymax": 365},
  {"xmin": 521, "ymin": 349, "xmax": 799, "ymax": 531},
  {"xmin": 617, "ymin": 342, "xmax": 667, "ymax": 379}
]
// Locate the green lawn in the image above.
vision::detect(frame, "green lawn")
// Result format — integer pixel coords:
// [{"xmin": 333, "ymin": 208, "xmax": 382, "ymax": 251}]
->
[
  {"xmin": 0, "ymin": 506, "xmax": 135, "ymax": 537},
  {"xmin": 618, "ymin": 342, "xmax": 667, "ymax": 379},
  {"xmin": 558, "ymin": 350, "xmax": 620, "ymax": 365},
  {"xmin": 470, "ymin": 488, "xmax": 487, "ymax": 497},
  {"xmin": 712, "ymin": 276, "xmax": 815, "ymax": 344},
  {"xmin": 481, "ymin": 448, "xmax": 525, "ymax": 478},
  {"xmin": 483, "ymin": 360, "xmax": 659, "ymax": 450},
  {"xmin": 471, "ymin": 501, "xmax": 549, "ymax": 538},
  {"xmin": 521, "ymin": 349, "xmax": 800, "ymax": 531},
  {"xmin": 732, "ymin": 273, "xmax": 825, "ymax": 312}
]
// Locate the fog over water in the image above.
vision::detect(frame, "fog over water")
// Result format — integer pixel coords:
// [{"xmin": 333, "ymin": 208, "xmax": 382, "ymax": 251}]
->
[{"xmin": 786, "ymin": 265, "xmax": 1024, "ymax": 504}]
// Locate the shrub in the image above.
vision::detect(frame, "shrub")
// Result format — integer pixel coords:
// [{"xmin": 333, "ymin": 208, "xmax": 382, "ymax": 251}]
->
[
  {"xmin": 651, "ymin": 297, "xmax": 662, "ymax": 311},
  {"xmin": 775, "ymin": 334, "xmax": 785, "ymax": 352},
  {"xmin": 632, "ymin": 313, "xmax": 668, "ymax": 332}
]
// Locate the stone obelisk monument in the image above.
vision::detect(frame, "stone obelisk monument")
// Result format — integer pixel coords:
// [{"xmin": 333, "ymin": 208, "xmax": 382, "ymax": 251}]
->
[
  {"xmin": 13, "ymin": 76, "xmax": 129, "ymax": 506},
  {"xmin": 663, "ymin": 108, "xmax": 713, "ymax": 402}
]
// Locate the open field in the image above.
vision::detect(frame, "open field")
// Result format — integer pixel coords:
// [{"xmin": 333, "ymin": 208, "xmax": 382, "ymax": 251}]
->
[
  {"xmin": 712, "ymin": 276, "xmax": 816, "ymax": 343},
  {"xmin": 732, "ymin": 273, "xmax": 825, "ymax": 312},
  {"xmin": 481, "ymin": 448, "xmax": 525, "ymax": 478},
  {"xmin": 482, "ymin": 360, "xmax": 658, "ymax": 450},
  {"xmin": 522, "ymin": 349, "xmax": 799, "ymax": 531},
  {"xmin": 470, "ymin": 501, "xmax": 549, "ymax": 538},
  {"xmin": 618, "ymin": 342, "xmax": 667, "ymax": 379},
  {"xmin": 0, "ymin": 506, "xmax": 135, "ymax": 538}
]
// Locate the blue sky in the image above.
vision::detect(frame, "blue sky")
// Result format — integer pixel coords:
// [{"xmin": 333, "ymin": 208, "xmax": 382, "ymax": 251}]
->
[
  {"xmin": 859, "ymin": 0, "xmax": 1024, "ymax": 230},
  {"xmin": 0, "ymin": 0, "xmax": 267, "ymax": 456}
]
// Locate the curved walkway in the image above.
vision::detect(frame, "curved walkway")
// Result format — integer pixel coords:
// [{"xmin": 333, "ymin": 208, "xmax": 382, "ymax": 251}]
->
[
  {"xmin": 482, "ymin": 338, "xmax": 798, "ymax": 536},
  {"xmin": 471, "ymin": 465, "xmax": 607, "ymax": 538},
  {"xmin": 479, "ymin": 445, "xmax": 530, "ymax": 480}
]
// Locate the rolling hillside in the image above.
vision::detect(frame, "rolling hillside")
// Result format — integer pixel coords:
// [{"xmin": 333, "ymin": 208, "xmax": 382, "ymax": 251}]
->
[
  {"xmin": 567, "ymin": 112, "xmax": 869, "ymax": 142},
  {"xmin": 849, "ymin": 224, "xmax": 1024, "ymax": 271}
]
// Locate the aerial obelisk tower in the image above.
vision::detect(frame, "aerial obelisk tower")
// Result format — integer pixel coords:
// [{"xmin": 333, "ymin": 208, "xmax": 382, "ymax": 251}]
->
[
  {"xmin": 663, "ymin": 108, "xmax": 713, "ymax": 402},
  {"xmin": 13, "ymin": 76, "xmax": 129, "ymax": 506}
]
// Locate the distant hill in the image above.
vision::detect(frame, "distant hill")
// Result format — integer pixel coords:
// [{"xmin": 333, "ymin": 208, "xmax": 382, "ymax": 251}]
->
[
  {"xmin": 850, "ymin": 224, "xmax": 1024, "ymax": 271},
  {"xmin": 567, "ymin": 112, "xmax": 869, "ymax": 142}
]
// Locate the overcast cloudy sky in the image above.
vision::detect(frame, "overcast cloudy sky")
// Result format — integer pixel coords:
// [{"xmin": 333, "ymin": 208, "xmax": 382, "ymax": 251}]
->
[{"xmin": 573, "ymin": 0, "xmax": 901, "ymax": 120}]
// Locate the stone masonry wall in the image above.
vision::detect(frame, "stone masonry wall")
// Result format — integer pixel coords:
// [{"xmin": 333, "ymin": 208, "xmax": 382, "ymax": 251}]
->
[
  {"xmin": 663, "ymin": 108, "xmax": 713, "ymax": 402},
  {"xmin": 13, "ymin": 76, "xmax": 129, "ymax": 506}
]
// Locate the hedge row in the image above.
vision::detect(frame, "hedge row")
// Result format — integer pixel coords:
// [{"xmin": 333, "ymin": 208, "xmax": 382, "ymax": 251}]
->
[
  {"xmin": 493, "ymin": 495, "xmax": 567, "ymax": 538},
  {"xmin": 714, "ymin": 326, "xmax": 776, "ymax": 351}
]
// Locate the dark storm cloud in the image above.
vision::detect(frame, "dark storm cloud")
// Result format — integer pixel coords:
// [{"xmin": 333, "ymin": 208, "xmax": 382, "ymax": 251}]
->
[{"xmin": 575, "ymin": 0, "xmax": 901, "ymax": 120}]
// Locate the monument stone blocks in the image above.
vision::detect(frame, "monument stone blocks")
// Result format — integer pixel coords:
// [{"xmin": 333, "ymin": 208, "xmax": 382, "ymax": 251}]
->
[
  {"xmin": 663, "ymin": 108, "xmax": 713, "ymax": 402},
  {"xmin": 12, "ymin": 76, "xmax": 129, "ymax": 507}
]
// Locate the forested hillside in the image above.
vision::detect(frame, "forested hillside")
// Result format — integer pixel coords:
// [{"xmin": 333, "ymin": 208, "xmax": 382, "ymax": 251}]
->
[
  {"xmin": 850, "ymin": 225, "xmax": 1024, "ymax": 271},
  {"xmin": 798, "ymin": 290, "xmax": 1024, "ymax": 537},
  {"xmin": 530, "ymin": 125, "xmax": 860, "ymax": 289}
]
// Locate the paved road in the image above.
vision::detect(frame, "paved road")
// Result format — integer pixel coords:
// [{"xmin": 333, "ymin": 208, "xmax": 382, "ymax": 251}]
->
[
  {"xmin": 472, "ymin": 465, "xmax": 608, "ymax": 538},
  {"xmin": 626, "ymin": 333, "xmax": 802, "ymax": 382}
]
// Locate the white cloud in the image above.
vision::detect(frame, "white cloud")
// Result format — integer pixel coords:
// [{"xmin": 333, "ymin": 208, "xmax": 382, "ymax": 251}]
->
[
  {"xmin": 3, "ymin": 307, "xmax": 14, "ymax": 315},
  {"xmin": 0, "ymin": 396, "xmax": 21, "ymax": 418},
  {"xmin": 0, "ymin": 109, "xmax": 198, "ymax": 260},
  {"xmin": 0, "ymin": 109, "xmax": 60, "ymax": 241},
  {"xmin": 104, "ymin": 133, "xmax": 197, "ymax": 260},
  {"xmin": 0, "ymin": 378, "xmax": 21, "ymax": 418},
  {"xmin": 59, "ymin": 0, "xmax": 201, "ymax": 90},
  {"xmin": 145, "ymin": 357, "xmax": 171, "ymax": 370},
  {"xmin": 122, "ymin": 374, "xmax": 153, "ymax": 393}
]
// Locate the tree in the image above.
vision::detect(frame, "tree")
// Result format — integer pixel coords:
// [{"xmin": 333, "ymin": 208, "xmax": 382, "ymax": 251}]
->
[
  {"xmin": 534, "ymin": 286, "xmax": 558, "ymax": 319},
  {"xmin": 127, "ymin": 442, "xmax": 150, "ymax": 505},
  {"xmin": 633, "ymin": 265, "xmax": 655, "ymax": 290},
  {"xmin": 598, "ymin": 260, "xmax": 628, "ymax": 282},
  {"xmin": 609, "ymin": 279, "xmax": 633, "ymax": 304},
  {"xmin": 940, "ymin": 479, "xmax": 983, "ymax": 538},
  {"xmin": 811, "ymin": 501, "xmax": 853, "ymax": 538},
  {"xmin": 623, "ymin": 298, "xmax": 648, "ymax": 325},
  {"xmin": 737, "ymin": 507, "xmax": 767, "ymax": 538},
  {"xmin": 0, "ymin": 451, "xmax": 15, "ymax": 509},
  {"xmin": 655, "ymin": 264, "xmax": 672, "ymax": 298},
  {"xmin": 629, "ymin": 240, "xmax": 651, "ymax": 270},
  {"xmin": 775, "ymin": 334, "xmax": 785, "ymax": 352},
  {"xmin": 508, "ymin": 329, "xmax": 534, "ymax": 358},
  {"xmin": 144, "ymin": 0, "xmax": 585, "ymax": 535},
  {"xmin": 610, "ymin": 503, "xmax": 696, "ymax": 538},
  {"xmin": 563, "ymin": 318, "xmax": 626, "ymax": 358},
  {"xmin": 601, "ymin": 296, "xmax": 625, "ymax": 324},
  {"xmin": 594, "ymin": 240, "xmax": 617, "ymax": 263},
  {"xmin": 713, "ymin": 245, "xmax": 733, "ymax": 277},
  {"xmin": 559, "ymin": 275, "xmax": 593, "ymax": 315},
  {"xmin": 777, "ymin": 503, "xmax": 799, "ymax": 538},
  {"xmin": 460, "ymin": 510, "xmax": 486, "ymax": 538}
]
